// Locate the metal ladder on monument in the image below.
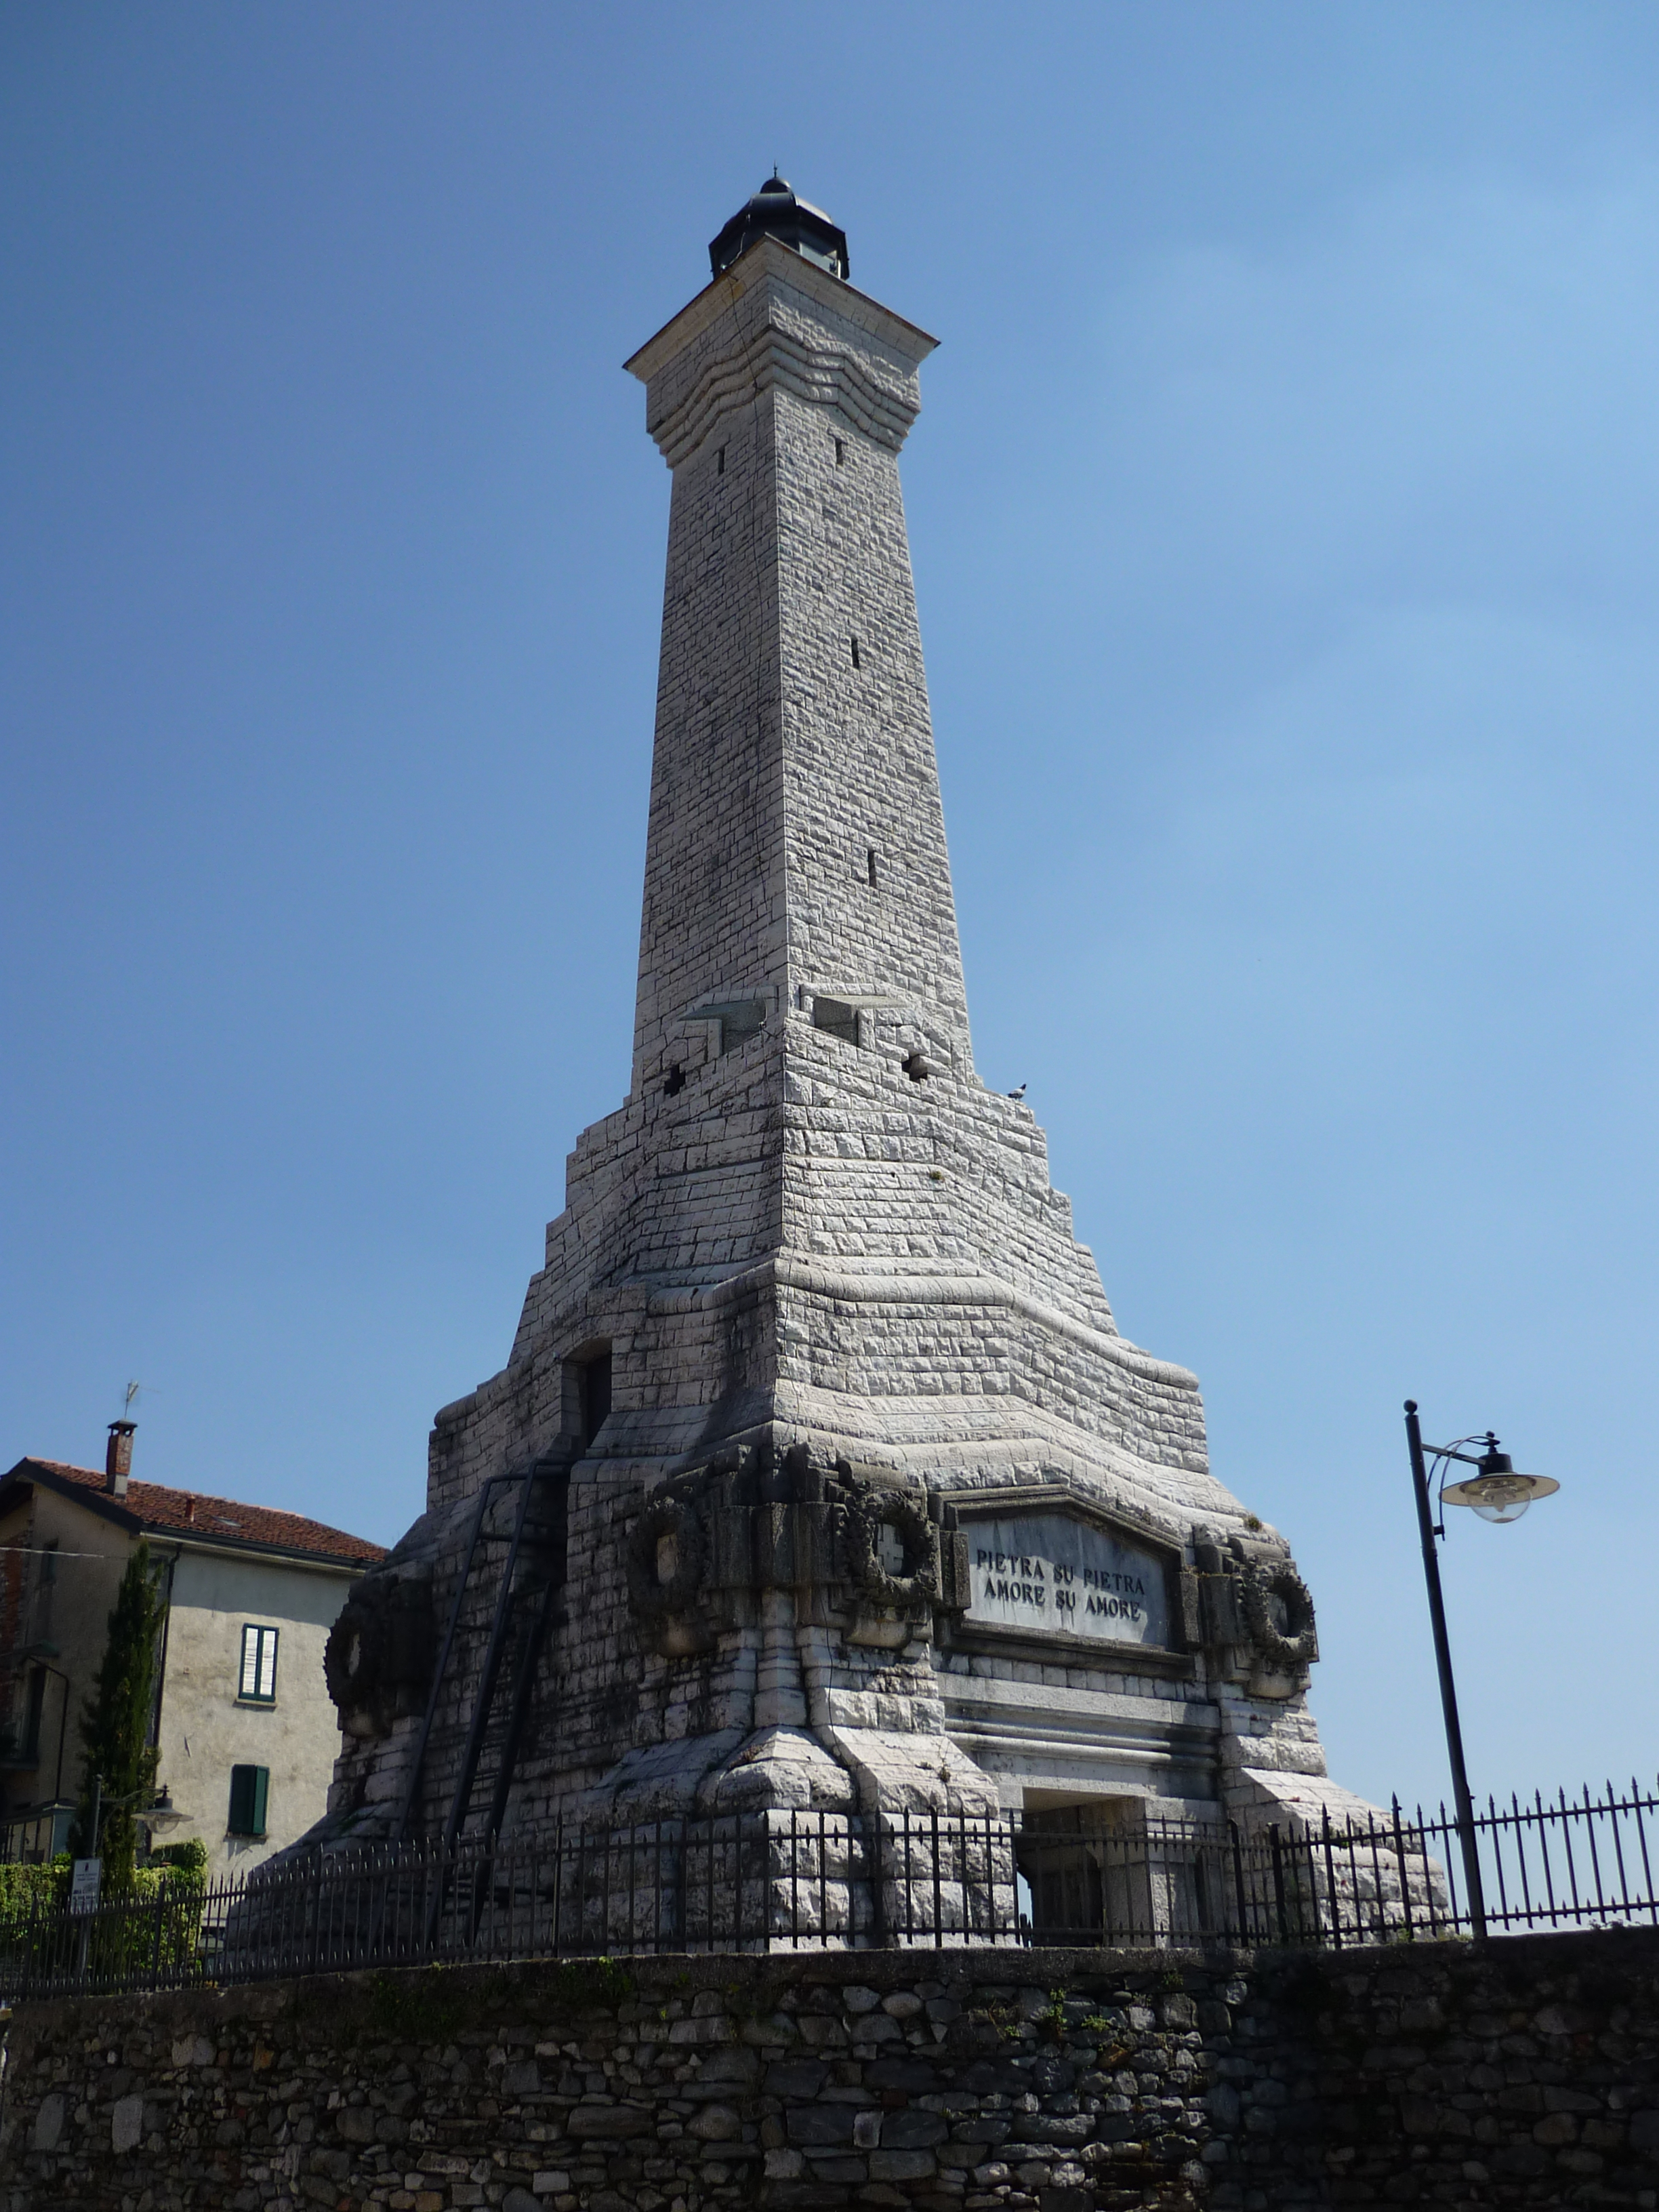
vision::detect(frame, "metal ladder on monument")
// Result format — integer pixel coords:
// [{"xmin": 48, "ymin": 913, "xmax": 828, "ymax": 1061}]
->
[{"xmin": 392, "ymin": 1447, "xmax": 573, "ymax": 1891}]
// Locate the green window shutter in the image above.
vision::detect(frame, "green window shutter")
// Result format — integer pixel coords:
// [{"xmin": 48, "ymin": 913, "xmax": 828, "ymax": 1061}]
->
[{"xmin": 228, "ymin": 1763, "xmax": 270, "ymax": 1837}]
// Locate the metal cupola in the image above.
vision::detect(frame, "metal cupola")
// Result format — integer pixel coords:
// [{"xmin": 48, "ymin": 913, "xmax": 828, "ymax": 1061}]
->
[{"xmin": 708, "ymin": 171, "xmax": 849, "ymax": 281}]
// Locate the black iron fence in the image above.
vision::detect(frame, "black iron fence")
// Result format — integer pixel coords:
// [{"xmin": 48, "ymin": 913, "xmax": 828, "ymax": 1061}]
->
[
  {"xmin": 1442, "ymin": 1780, "xmax": 1659, "ymax": 1935},
  {"xmin": 4, "ymin": 1780, "xmax": 1658, "ymax": 2001}
]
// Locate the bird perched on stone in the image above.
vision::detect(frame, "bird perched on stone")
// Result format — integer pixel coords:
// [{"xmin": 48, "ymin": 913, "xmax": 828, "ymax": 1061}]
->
[{"xmin": 1008, "ymin": 1082, "xmax": 1027, "ymax": 1101}]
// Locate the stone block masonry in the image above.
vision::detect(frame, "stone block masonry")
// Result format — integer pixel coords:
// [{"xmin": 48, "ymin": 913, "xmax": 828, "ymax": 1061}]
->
[
  {"xmin": 7, "ymin": 1930, "xmax": 1659, "ymax": 2209},
  {"xmin": 310, "ymin": 179, "xmax": 1375, "ymax": 1904}
]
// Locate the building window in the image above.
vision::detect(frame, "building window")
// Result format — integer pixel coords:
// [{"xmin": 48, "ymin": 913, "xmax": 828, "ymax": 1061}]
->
[
  {"xmin": 22, "ymin": 1668, "xmax": 46, "ymax": 1763},
  {"xmin": 239, "ymin": 1624, "xmax": 279, "ymax": 1703},
  {"xmin": 33, "ymin": 1539, "xmax": 57, "ymax": 1641},
  {"xmin": 227, "ymin": 1763, "xmax": 269, "ymax": 1839}
]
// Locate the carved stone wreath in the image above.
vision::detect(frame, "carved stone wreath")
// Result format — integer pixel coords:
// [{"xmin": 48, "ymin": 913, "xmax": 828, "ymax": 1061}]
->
[
  {"xmin": 324, "ymin": 1576, "xmax": 432, "ymax": 1725},
  {"xmin": 1241, "ymin": 1559, "xmax": 1319, "ymax": 1672},
  {"xmin": 626, "ymin": 1490, "xmax": 705, "ymax": 1620},
  {"xmin": 845, "ymin": 1486, "xmax": 939, "ymax": 1613},
  {"xmin": 324, "ymin": 1591, "xmax": 384, "ymax": 1713}
]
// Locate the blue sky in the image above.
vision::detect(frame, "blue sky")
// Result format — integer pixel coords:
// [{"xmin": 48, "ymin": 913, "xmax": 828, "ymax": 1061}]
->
[{"xmin": 5, "ymin": 3, "xmax": 1658, "ymax": 1819}]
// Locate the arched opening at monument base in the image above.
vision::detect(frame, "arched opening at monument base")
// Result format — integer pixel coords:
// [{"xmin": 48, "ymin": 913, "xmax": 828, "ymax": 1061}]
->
[{"xmin": 1015, "ymin": 1791, "xmax": 1225, "ymax": 1949}]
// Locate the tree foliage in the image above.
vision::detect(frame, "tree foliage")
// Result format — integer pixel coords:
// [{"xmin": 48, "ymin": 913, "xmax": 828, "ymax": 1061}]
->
[{"xmin": 70, "ymin": 1538, "xmax": 167, "ymax": 1885}]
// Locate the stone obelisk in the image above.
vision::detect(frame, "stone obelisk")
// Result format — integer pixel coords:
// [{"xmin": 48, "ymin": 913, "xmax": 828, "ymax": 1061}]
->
[{"xmin": 318, "ymin": 178, "xmax": 1366, "ymax": 1879}]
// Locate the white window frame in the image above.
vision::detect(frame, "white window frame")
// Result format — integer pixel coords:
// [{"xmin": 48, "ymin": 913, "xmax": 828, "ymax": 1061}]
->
[{"xmin": 238, "ymin": 1623, "xmax": 279, "ymax": 1704}]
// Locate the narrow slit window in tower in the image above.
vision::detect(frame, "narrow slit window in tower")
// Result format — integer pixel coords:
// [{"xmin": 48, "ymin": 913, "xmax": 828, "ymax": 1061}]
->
[
  {"xmin": 850, "ymin": 636, "xmax": 861, "ymax": 669},
  {"xmin": 834, "ymin": 436, "xmax": 845, "ymax": 465},
  {"xmin": 719, "ymin": 1001, "xmax": 765, "ymax": 1054},
  {"xmin": 717, "ymin": 445, "xmax": 726, "ymax": 475},
  {"xmin": 811, "ymin": 997, "xmax": 859, "ymax": 1046},
  {"xmin": 867, "ymin": 846, "xmax": 878, "ymax": 887},
  {"xmin": 579, "ymin": 1351, "xmax": 613, "ymax": 1451}
]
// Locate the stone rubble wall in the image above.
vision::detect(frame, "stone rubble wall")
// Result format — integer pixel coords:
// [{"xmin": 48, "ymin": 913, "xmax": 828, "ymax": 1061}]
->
[{"xmin": 6, "ymin": 1931, "xmax": 1659, "ymax": 2211}]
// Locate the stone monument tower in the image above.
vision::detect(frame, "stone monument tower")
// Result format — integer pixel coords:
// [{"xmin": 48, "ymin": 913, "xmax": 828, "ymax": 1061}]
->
[{"xmin": 317, "ymin": 178, "xmax": 1370, "ymax": 1910}]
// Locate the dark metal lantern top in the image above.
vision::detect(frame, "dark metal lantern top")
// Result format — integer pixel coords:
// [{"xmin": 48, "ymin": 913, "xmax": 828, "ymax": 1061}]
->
[{"xmin": 709, "ymin": 172, "xmax": 848, "ymax": 282}]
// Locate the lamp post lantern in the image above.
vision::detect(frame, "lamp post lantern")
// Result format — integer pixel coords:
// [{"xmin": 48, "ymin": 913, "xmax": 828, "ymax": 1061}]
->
[{"xmin": 1404, "ymin": 1400, "xmax": 1559, "ymax": 1941}]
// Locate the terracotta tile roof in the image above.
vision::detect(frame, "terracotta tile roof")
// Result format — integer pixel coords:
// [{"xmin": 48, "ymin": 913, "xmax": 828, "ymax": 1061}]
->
[{"xmin": 0, "ymin": 1458, "xmax": 387, "ymax": 1569}]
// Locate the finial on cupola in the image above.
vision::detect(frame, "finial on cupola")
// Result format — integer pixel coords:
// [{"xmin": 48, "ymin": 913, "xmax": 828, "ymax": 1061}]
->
[{"xmin": 708, "ymin": 172, "xmax": 850, "ymax": 281}]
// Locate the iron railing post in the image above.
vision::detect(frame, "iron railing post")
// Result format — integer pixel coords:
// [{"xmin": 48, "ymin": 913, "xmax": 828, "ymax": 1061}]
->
[
  {"xmin": 1229, "ymin": 1821, "xmax": 1248, "ymax": 1944},
  {"xmin": 1391, "ymin": 1798, "xmax": 1414, "ymax": 1941}
]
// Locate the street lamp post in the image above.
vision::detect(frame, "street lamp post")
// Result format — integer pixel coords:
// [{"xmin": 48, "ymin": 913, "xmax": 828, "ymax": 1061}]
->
[{"xmin": 1403, "ymin": 1399, "xmax": 1559, "ymax": 1942}]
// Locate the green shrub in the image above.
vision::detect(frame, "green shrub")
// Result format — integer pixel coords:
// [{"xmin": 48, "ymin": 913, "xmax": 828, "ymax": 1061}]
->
[
  {"xmin": 71, "ymin": 1539, "xmax": 167, "ymax": 1883},
  {"xmin": 0, "ymin": 1855, "xmax": 71, "ymax": 1922},
  {"xmin": 0, "ymin": 1849, "xmax": 209, "ymax": 1989},
  {"xmin": 150, "ymin": 1837, "xmax": 209, "ymax": 1878}
]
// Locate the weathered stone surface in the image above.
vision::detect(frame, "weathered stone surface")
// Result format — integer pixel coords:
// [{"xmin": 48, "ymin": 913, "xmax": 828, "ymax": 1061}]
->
[
  {"xmin": 309, "ymin": 184, "xmax": 1370, "ymax": 1901},
  {"xmin": 2, "ymin": 1931, "xmax": 1659, "ymax": 2209},
  {"xmin": 25, "ymin": 2101, "xmax": 61, "ymax": 2157},
  {"xmin": 565, "ymin": 2104, "xmax": 653, "ymax": 2139}
]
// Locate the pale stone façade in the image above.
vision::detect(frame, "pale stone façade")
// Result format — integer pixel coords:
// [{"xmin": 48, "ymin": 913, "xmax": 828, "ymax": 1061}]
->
[{"xmin": 313, "ymin": 191, "xmax": 1375, "ymax": 1885}]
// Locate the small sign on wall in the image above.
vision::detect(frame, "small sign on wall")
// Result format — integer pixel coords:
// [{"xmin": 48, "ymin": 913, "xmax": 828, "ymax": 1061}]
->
[
  {"xmin": 964, "ymin": 1513, "xmax": 1169, "ymax": 1647},
  {"xmin": 69, "ymin": 1858, "xmax": 101, "ymax": 1915}
]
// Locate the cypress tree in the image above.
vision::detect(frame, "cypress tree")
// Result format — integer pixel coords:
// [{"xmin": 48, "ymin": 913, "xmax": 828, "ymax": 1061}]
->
[{"xmin": 70, "ymin": 1538, "xmax": 165, "ymax": 1885}]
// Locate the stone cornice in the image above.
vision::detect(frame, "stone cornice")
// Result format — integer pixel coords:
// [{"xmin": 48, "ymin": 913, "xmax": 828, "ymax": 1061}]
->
[
  {"xmin": 625, "ymin": 234, "xmax": 937, "ymax": 384},
  {"xmin": 648, "ymin": 321, "xmax": 918, "ymax": 466},
  {"xmin": 642, "ymin": 1254, "xmax": 1202, "ymax": 1394},
  {"xmin": 626, "ymin": 237, "xmax": 938, "ymax": 468}
]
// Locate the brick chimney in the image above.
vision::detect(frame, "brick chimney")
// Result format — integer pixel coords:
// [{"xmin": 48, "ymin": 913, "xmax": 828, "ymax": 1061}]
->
[{"xmin": 105, "ymin": 1420, "xmax": 135, "ymax": 1498}]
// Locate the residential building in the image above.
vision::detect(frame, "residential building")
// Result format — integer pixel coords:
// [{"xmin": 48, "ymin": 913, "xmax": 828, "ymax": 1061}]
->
[{"xmin": 0, "ymin": 1424, "xmax": 384, "ymax": 1875}]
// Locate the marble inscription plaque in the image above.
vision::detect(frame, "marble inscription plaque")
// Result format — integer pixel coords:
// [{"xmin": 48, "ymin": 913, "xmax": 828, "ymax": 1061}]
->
[{"xmin": 964, "ymin": 1513, "xmax": 1168, "ymax": 1647}]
